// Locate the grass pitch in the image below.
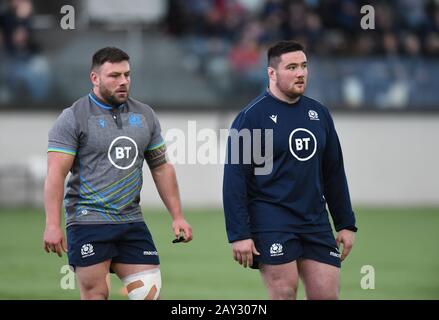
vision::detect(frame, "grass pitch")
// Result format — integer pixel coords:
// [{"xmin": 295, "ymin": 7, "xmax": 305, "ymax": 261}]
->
[{"xmin": 0, "ymin": 207, "xmax": 438, "ymax": 299}]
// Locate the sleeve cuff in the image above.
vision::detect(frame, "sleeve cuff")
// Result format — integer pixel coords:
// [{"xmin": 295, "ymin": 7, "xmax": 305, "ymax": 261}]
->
[
  {"xmin": 47, "ymin": 147, "xmax": 77, "ymax": 156},
  {"xmin": 336, "ymin": 225, "xmax": 358, "ymax": 232}
]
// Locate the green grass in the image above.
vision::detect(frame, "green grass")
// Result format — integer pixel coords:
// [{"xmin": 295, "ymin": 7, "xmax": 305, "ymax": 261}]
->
[{"xmin": 0, "ymin": 207, "xmax": 438, "ymax": 300}]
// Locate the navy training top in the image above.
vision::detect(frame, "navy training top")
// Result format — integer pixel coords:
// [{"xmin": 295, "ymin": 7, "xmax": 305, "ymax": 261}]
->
[{"xmin": 223, "ymin": 91, "xmax": 357, "ymax": 242}]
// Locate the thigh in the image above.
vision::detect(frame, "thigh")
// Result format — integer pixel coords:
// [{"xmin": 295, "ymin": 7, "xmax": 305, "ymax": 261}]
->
[
  {"xmin": 112, "ymin": 263, "xmax": 162, "ymax": 300},
  {"xmin": 297, "ymin": 231, "xmax": 341, "ymax": 299},
  {"xmin": 111, "ymin": 263, "xmax": 159, "ymax": 279},
  {"xmin": 260, "ymin": 261, "xmax": 299, "ymax": 286},
  {"xmin": 75, "ymin": 259, "xmax": 112, "ymax": 299},
  {"xmin": 298, "ymin": 259, "xmax": 340, "ymax": 300},
  {"xmin": 259, "ymin": 261, "xmax": 300, "ymax": 300}
]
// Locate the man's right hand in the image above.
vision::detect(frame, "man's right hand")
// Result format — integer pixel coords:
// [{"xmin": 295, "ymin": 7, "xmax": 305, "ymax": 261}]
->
[
  {"xmin": 43, "ymin": 225, "xmax": 68, "ymax": 257},
  {"xmin": 231, "ymin": 239, "xmax": 260, "ymax": 268}
]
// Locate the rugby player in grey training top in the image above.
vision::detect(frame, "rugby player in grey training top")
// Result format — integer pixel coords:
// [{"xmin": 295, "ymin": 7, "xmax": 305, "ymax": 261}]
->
[{"xmin": 43, "ymin": 47, "xmax": 192, "ymax": 300}]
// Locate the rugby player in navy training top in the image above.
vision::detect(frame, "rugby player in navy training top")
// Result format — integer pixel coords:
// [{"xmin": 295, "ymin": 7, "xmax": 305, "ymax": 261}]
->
[
  {"xmin": 223, "ymin": 40, "xmax": 357, "ymax": 300},
  {"xmin": 43, "ymin": 47, "xmax": 192, "ymax": 300}
]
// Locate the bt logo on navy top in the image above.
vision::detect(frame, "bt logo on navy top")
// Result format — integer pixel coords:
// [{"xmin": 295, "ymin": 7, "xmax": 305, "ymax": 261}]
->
[
  {"xmin": 107, "ymin": 136, "xmax": 139, "ymax": 170},
  {"xmin": 289, "ymin": 128, "xmax": 317, "ymax": 161}
]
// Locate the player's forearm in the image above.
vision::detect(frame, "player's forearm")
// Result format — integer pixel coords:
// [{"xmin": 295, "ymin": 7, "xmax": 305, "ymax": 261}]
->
[
  {"xmin": 223, "ymin": 164, "xmax": 252, "ymax": 242},
  {"xmin": 151, "ymin": 163, "xmax": 184, "ymax": 220},
  {"xmin": 44, "ymin": 173, "xmax": 65, "ymax": 227}
]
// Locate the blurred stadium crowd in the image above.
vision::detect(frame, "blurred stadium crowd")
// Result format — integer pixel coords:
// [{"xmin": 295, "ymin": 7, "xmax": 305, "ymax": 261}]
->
[
  {"xmin": 168, "ymin": 0, "xmax": 439, "ymax": 58},
  {"xmin": 0, "ymin": 0, "xmax": 50, "ymax": 103},
  {"xmin": 0, "ymin": 0, "xmax": 439, "ymax": 109},
  {"xmin": 166, "ymin": 0, "xmax": 439, "ymax": 108}
]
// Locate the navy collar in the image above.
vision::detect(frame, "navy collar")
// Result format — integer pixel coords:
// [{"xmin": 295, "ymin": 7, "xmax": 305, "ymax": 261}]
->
[
  {"xmin": 88, "ymin": 91, "xmax": 125, "ymax": 110},
  {"xmin": 266, "ymin": 87, "xmax": 302, "ymax": 106}
]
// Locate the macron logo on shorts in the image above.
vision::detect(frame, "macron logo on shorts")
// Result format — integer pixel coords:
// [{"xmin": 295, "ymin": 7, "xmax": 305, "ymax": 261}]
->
[
  {"xmin": 81, "ymin": 243, "xmax": 95, "ymax": 258},
  {"xmin": 270, "ymin": 243, "xmax": 284, "ymax": 257},
  {"xmin": 143, "ymin": 250, "xmax": 158, "ymax": 256}
]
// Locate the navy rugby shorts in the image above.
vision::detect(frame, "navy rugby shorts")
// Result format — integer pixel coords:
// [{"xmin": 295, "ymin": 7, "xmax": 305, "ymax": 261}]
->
[
  {"xmin": 66, "ymin": 222, "xmax": 159, "ymax": 271},
  {"xmin": 251, "ymin": 231, "xmax": 341, "ymax": 269}
]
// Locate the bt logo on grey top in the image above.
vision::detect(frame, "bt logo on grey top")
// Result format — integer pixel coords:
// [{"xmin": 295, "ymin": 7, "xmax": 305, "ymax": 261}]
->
[{"xmin": 108, "ymin": 136, "xmax": 139, "ymax": 170}]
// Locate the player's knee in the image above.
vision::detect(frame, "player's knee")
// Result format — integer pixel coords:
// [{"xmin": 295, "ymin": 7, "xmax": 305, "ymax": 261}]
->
[
  {"xmin": 79, "ymin": 284, "xmax": 109, "ymax": 300},
  {"xmin": 272, "ymin": 285, "xmax": 297, "ymax": 300},
  {"xmin": 267, "ymin": 279, "xmax": 297, "ymax": 300},
  {"xmin": 81, "ymin": 290, "xmax": 109, "ymax": 300},
  {"xmin": 122, "ymin": 268, "xmax": 161, "ymax": 300},
  {"xmin": 306, "ymin": 287, "xmax": 339, "ymax": 300},
  {"xmin": 307, "ymin": 292, "xmax": 338, "ymax": 300},
  {"xmin": 78, "ymin": 279, "xmax": 109, "ymax": 300}
]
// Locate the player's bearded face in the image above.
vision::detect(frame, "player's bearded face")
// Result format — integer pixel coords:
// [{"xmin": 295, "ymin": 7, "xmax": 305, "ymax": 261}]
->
[
  {"xmin": 275, "ymin": 51, "xmax": 308, "ymax": 98},
  {"xmin": 96, "ymin": 61, "xmax": 131, "ymax": 106}
]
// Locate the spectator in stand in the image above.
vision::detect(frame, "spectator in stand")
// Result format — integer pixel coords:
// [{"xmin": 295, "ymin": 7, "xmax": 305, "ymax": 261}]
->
[{"xmin": 0, "ymin": 0, "xmax": 50, "ymax": 102}]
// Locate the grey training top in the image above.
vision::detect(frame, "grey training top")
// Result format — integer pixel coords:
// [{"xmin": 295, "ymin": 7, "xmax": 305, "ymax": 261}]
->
[{"xmin": 48, "ymin": 92, "xmax": 167, "ymax": 227}]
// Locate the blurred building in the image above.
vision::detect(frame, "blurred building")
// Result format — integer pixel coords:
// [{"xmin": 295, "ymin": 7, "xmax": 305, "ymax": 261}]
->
[{"xmin": 0, "ymin": 0, "xmax": 438, "ymax": 110}]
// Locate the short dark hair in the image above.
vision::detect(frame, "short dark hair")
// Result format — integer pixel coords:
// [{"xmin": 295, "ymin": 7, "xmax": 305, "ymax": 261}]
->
[
  {"xmin": 91, "ymin": 47, "xmax": 130, "ymax": 70},
  {"xmin": 268, "ymin": 41, "xmax": 305, "ymax": 68}
]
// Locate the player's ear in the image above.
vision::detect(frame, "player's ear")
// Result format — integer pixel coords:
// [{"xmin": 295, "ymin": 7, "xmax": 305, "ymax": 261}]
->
[
  {"xmin": 90, "ymin": 70, "xmax": 99, "ymax": 86},
  {"xmin": 267, "ymin": 67, "xmax": 276, "ymax": 81}
]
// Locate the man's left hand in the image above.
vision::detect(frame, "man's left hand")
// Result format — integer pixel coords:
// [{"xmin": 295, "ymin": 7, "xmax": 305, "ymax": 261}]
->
[
  {"xmin": 172, "ymin": 218, "xmax": 193, "ymax": 243},
  {"xmin": 336, "ymin": 229, "xmax": 355, "ymax": 261}
]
